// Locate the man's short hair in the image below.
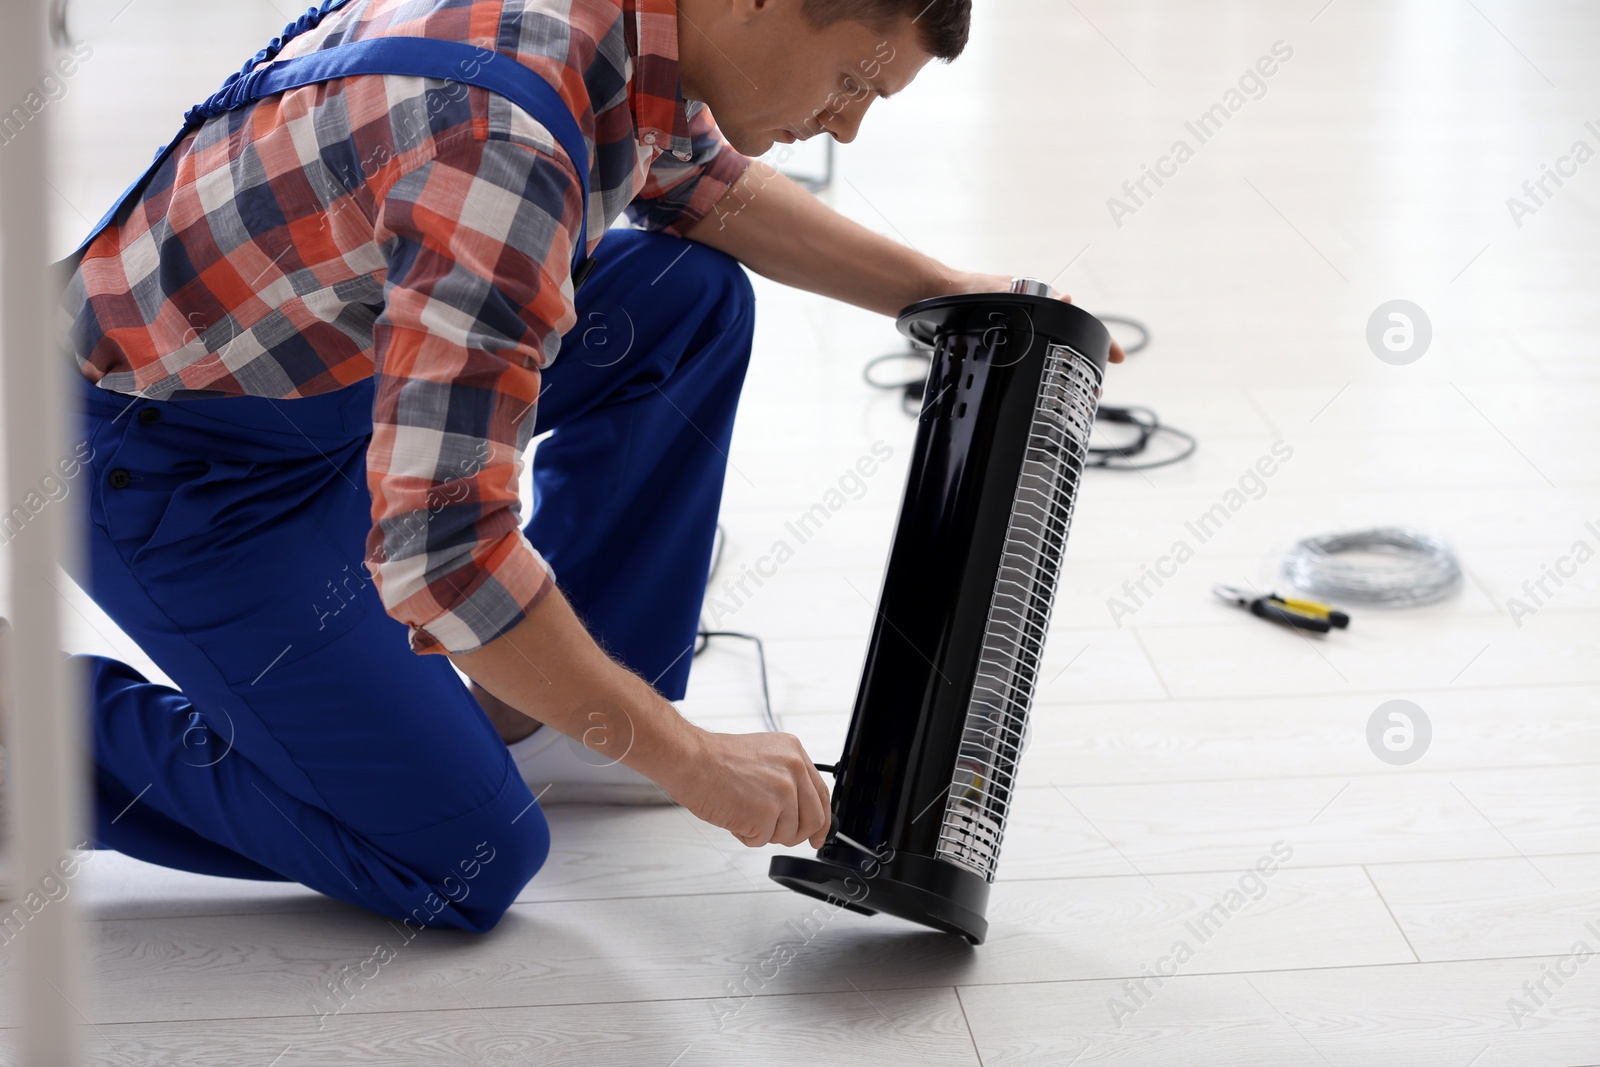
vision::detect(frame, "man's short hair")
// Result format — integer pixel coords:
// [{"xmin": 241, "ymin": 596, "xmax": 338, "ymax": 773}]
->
[{"xmin": 801, "ymin": 0, "xmax": 973, "ymax": 62}]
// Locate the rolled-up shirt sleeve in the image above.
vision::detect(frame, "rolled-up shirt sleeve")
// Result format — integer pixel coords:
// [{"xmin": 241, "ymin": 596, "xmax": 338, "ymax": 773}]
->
[
  {"xmin": 624, "ymin": 101, "xmax": 753, "ymax": 237},
  {"xmin": 367, "ymin": 124, "xmax": 583, "ymax": 657}
]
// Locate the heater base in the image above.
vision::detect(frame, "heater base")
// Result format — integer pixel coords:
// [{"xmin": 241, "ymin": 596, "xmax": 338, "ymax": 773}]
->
[{"xmin": 768, "ymin": 852, "xmax": 990, "ymax": 945}]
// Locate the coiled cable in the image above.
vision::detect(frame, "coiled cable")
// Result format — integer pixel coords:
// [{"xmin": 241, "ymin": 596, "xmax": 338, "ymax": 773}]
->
[{"xmin": 1283, "ymin": 527, "xmax": 1463, "ymax": 607}]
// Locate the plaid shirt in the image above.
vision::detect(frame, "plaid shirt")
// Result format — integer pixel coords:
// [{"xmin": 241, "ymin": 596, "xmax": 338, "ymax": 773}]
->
[{"xmin": 61, "ymin": 0, "xmax": 752, "ymax": 657}]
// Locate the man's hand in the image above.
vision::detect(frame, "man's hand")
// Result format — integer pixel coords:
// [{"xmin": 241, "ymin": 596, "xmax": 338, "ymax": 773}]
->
[
  {"xmin": 941, "ymin": 270, "xmax": 1128, "ymax": 364},
  {"xmin": 652, "ymin": 729, "xmax": 832, "ymax": 849},
  {"xmin": 448, "ymin": 586, "xmax": 831, "ymax": 849}
]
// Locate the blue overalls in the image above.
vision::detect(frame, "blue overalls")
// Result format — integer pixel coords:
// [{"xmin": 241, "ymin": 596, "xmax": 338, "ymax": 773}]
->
[{"xmin": 65, "ymin": 1, "xmax": 755, "ymax": 932}]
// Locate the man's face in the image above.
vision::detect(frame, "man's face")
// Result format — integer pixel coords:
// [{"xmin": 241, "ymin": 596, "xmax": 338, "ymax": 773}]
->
[{"xmin": 681, "ymin": 2, "xmax": 936, "ymax": 158}]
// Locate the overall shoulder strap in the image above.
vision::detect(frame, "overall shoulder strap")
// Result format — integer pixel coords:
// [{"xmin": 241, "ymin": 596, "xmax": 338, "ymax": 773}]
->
[
  {"xmin": 70, "ymin": 6, "xmax": 593, "ymax": 287},
  {"xmin": 193, "ymin": 38, "xmax": 592, "ymax": 284}
]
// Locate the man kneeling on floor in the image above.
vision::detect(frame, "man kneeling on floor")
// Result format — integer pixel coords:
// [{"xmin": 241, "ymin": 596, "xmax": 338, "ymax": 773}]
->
[{"xmin": 56, "ymin": 0, "xmax": 1106, "ymax": 931}]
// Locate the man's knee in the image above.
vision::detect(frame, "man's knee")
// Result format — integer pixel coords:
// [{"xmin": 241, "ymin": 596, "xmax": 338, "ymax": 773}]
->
[
  {"xmin": 401, "ymin": 805, "xmax": 551, "ymax": 934},
  {"xmin": 682, "ymin": 240, "xmax": 755, "ymax": 320},
  {"xmin": 671, "ymin": 241, "xmax": 756, "ymax": 387},
  {"xmin": 637, "ymin": 234, "xmax": 754, "ymax": 338}
]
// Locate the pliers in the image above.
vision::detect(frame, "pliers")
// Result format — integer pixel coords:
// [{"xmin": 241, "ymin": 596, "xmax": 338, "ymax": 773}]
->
[{"xmin": 1213, "ymin": 585, "xmax": 1351, "ymax": 633}]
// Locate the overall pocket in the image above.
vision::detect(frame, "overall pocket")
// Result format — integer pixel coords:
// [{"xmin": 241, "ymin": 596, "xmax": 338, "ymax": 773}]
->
[{"xmin": 97, "ymin": 425, "xmax": 376, "ymax": 687}]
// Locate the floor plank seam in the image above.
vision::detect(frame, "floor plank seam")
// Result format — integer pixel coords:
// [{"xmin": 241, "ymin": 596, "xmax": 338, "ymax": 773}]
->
[
  {"xmin": 45, "ymin": 952, "xmax": 1600, "ymax": 1031},
  {"xmin": 1049, "ymin": 611, "xmax": 1600, "ymax": 633},
  {"xmin": 0, "ymin": 984, "xmax": 1009, "ymax": 1031},
  {"xmin": 951, "ymin": 985, "xmax": 986, "ymax": 1067},
  {"xmin": 73, "ymin": 848, "xmax": 1600, "ymax": 923},
  {"xmin": 1126, "ymin": 625, "xmax": 1175, "ymax": 701},
  {"xmin": 970, "ymin": 678, "xmax": 1600, "ymax": 706},
  {"xmin": 1013, "ymin": 760, "xmax": 1600, "ymax": 789},
  {"xmin": 1360, "ymin": 864, "xmax": 1423, "ymax": 964},
  {"xmin": 990, "ymin": 853, "xmax": 1600, "ymax": 884}
]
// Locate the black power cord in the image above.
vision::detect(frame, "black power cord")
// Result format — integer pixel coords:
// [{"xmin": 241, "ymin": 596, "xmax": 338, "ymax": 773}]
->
[
  {"xmin": 694, "ymin": 526, "xmax": 836, "ymax": 775},
  {"xmin": 863, "ymin": 314, "xmax": 1197, "ymax": 472},
  {"xmin": 1099, "ymin": 314, "xmax": 1152, "ymax": 356},
  {"xmin": 1086, "ymin": 404, "xmax": 1197, "ymax": 471},
  {"xmin": 691, "ymin": 534, "xmax": 838, "ymax": 777},
  {"xmin": 695, "ymin": 523, "xmax": 781, "ymax": 734},
  {"xmin": 863, "ymin": 347, "xmax": 939, "ymax": 417}
]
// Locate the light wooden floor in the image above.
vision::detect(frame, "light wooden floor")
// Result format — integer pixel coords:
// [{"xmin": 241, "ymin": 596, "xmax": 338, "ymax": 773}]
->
[{"xmin": 5, "ymin": 0, "xmax": 1600, "ymax": 1063}]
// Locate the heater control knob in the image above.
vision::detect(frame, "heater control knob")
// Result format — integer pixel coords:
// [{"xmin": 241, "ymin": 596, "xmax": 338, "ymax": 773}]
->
[{"xmin": 1008, "ymin": 277, "xmax": 1052, "ymax": 298}]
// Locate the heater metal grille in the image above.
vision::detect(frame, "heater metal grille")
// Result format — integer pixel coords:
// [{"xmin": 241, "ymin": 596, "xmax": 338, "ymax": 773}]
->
[{"xmin": 935, "ymin": 343, "xmax": 1103, "ymax": 881}]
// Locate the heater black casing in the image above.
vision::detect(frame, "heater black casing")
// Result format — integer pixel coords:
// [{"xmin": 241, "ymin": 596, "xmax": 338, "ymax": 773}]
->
[{"xmin": 769, "ymin": 293, "xmax": 1111, "ymax": 945}]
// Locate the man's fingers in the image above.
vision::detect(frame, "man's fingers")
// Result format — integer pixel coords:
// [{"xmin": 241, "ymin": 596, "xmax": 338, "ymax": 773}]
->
[
  {"xmin": 793, "ymin": 766, "xmax": 828, "ymax": 849},
  {"xmin": 806, "ymin": 765, "xmax": 832, "ymax": 848},
  {"xmin": 691, "ymin": 732, "xmax": 837, "ymax": 849},
  {"xmin": 734, "ymin": 805, "xmax": 779, "ymax": 848},
  {"xmin": 1046, "ymin": 286, "xmax": 1126, "ymax": 363},
  {"xmin": 772, "ymin": 791, "xmax": 803, "ymax": 848}
]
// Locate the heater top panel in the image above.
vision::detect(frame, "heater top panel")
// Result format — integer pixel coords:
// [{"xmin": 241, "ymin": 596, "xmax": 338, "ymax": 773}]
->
[{"xmin": 897, "ymin": 293, "xmax": 1113, "ymax": 378}]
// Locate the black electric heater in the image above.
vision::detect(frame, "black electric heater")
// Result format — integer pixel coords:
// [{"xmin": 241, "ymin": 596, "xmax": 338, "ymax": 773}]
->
[{"xmin": 768, "ymin": 280, "xmax": 1111, "ymax": 945}]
